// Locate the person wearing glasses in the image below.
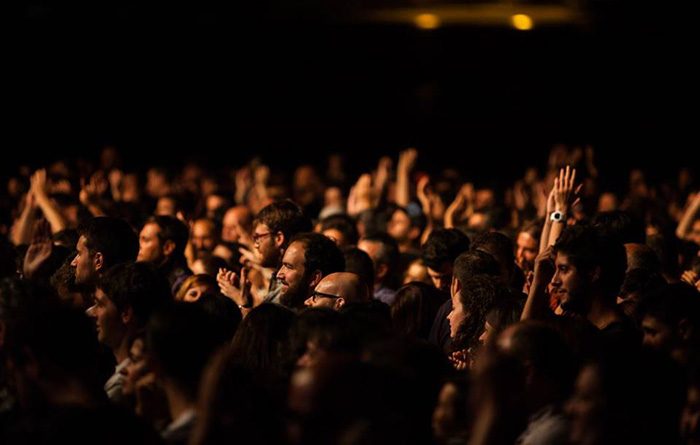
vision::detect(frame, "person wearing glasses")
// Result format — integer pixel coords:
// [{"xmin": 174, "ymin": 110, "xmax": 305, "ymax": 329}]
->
[
  {"xmin": 250, "ymin": 201, "xmax": 311, "ymax": 305},
  {"xmin": 276, "ymin": 232, "xmax": 345, "ymax": 310},
  {"xmin": 304, "ymin": 272, "xmax": 369, "ymax": 311}
]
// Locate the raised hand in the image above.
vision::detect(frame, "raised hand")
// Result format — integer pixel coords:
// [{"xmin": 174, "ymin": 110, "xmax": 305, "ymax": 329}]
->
[
  {"xmin": 416, "ymin": 175, "xmax": 432, "ymax": 215},
  {"xmin": 217, "ymin": 267, "xmax": 253, "ymax": 309},
  {"xmin": 553, "ymin": 165, "xmax": 578, "ymax": 213},
  {"xmin": 29, "ymin": 169, "xmax": 49, "ymax": 201},
  {"xmin": 397, "ymin": 147, "xmax": 418, "ymax": 173},
  {"xmin": 23, "ymin": 219, "xmax": 53, "ymax": 279},
  {"xmin": 444, "ymin": 183, "xmax": 473, "ymax": 229},
  {"xmin": 348, "ymin": 173, "xmax": 373, "ymax": 216}
]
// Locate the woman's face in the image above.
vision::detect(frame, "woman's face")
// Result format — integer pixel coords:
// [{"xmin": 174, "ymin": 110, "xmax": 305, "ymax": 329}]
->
[
  {"xmin": 182, "ymin": 284, "xmax": 207, "ymax": 302},
  {"xmin": 478, "ymin": 321, "xmax": 495, "ymax": 345},
  {"xmin": 123, "ymin": 338, "xmax": 147, "ymax": 396},
  {"xmin": 447, "ymin": 292, "xmax": 467, "ymax": 340}
]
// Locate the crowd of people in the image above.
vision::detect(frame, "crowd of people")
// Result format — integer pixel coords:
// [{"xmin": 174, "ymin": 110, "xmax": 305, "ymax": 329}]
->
[{"xmin": 0, "ymin": 145, "xmax": 699, "ymax": 445}]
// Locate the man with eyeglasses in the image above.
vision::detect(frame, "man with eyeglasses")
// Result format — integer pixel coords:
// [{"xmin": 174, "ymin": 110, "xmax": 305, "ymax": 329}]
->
[
  {"xmin": 275, "ymin": 232, "xmax": 345, "ymax": 310},
  {"xmin": 304, "ymin": 272, "xmax": 369, "ymax": 310},
  {"xmin": 250, "ymin": 200, "xmax": 312, "ymax": 305}
]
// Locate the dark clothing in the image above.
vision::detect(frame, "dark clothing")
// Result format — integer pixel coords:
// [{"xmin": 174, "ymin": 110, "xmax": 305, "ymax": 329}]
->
[
  {"xmin": 599, "ymin": 316, "xmax": 641, "ymax": 352},
  {"xmin": 4, "ymin": 404, "xmax": 163, "ymax": 445},
  {"xmin": 160, "ymin": 259, "xmax": 192, "ymax": 295},
  {"xmin": 429, "ymin": 298, "xmax": 453, "ymax": 353}
]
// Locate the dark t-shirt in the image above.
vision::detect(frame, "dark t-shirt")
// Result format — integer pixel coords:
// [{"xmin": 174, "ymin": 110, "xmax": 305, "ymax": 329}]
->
[{"xmin": 429, "ymin": 298, "xmax": 453, "ymax": 353}]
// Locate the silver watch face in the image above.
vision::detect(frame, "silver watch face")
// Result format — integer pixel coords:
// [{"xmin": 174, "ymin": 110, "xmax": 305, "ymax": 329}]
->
[{"xmin": 551, "ymin": 211, "xmax": 564, "ymax": 221}]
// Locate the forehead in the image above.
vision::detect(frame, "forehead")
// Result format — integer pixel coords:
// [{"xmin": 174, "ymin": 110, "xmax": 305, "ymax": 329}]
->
[
  {"xmin": 517, "ymin": 232, "xmax": 537, "ymax": 247},
  {"xmin": 641, "ymin": 315, "xmax": 668, "ymax": 330},
  {"xmin": 554, "ymin": 252, "xmax": 572, "ymax": 266},
  {"xmin": 141, "ymin": 222, "xmax": 161, "ymax": 235},
  {"xmin": 392, "ymin": 210, "xmax": 410, "ymax": 222},
  {"xmin": 254, "ymin": 223, "xmax": 271, "ymax": 234},
  {"xmin": 283, "ymin": 242, "xmax": 306, "ymax": 263},
  {"xmin": 77, "ymin": 235, "xmax": 88, "ymax": 250},
  {"xmin": 315, "ymin": 276, "xmax": 338, "ymax": 293},
  {"xmin": 193, "ymin": 220, "xmax": 214, "ymax": 234},
  {"xmin": 358, "ymin": 239, "xmax": 380, "ymax": 257}
]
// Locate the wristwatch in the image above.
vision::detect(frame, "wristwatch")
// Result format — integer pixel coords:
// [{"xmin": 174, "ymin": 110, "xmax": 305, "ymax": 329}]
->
[{"xmin": 550, "ymin": 211, "xmax": 565, "ymax": 222}]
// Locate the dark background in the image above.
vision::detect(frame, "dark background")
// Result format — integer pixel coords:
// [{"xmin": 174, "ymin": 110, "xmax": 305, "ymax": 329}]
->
[{"xmin": 4, "ymin": 0, "xmax": 697, "ymax": 185}]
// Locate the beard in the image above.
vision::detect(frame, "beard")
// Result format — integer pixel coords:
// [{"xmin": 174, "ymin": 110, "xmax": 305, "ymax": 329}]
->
[
  {"xmin": 279, "ymin": 276, "xmax": 311, "ymax": 309},
  {"xmin": 558, "ymin": 288, "xmax": 589, "ymax": 315}
]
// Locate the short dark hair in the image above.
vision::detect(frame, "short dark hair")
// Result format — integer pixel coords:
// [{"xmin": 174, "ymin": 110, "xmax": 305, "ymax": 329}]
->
[
  {"xmin": 553, "ymin": 225, "xmax": 627, "ymax": 300},
  {"xmin": 452, "ymin": 250, "xmax": 501, "ymax": 286},
  {"xmin": 254, "ymin": 200, "xmax": 311, "ymax": 249},
  {"xmin": 361, "ymin": 232, "xmax": 399, "ymax": 268},
  {"xmin": 319, "ymin": 214, "xmax": 359, "ymax": 246},
  {"xmin": 421, "ymin": 228, "xmax": 470, "ymax": 270},
  {"xmin": 343, "ymin": 247, "xmax": 375, "ymax": 295},
  {"xmin": 625, "ymin": 243, "xmax": 661, "ymax": 273},
  {"xmin": 78, "ymin": 217, "xmax": 138, "ymax": 269},
  {"xmin": 289, "ymin": 232, "xmax": 345, "ymax": 277},
  {"xmin": 620, "ymin": 268, "xmax": 666, "ymax": 300},
  {"xmin": 146, "ymin": 215, "xmax": 189, "ymax": 258},
  {"xmin": 393, "ymin": 205, "xmax": 428, "ymax": 233},
  {"xmin": 470, "ymin": 232, "xmax": 515, "ymax": 272},
  {"xmin": 98, "ymin": 262, "xmax": 172, "ymax": 328},
  {"xmin": 592, "ymin": 210, "xmax": 646, "ymax": 245}
]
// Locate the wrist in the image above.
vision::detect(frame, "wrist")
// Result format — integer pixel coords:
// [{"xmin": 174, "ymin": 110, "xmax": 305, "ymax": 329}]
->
[{"xmin": 550, "ymin": 210, "xmax": 566, "ymax": 222}]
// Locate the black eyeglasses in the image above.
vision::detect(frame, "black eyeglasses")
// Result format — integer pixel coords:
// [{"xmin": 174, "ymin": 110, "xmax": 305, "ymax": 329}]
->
[
  {"xmin": 252, "ymin": 232, "xmax": 273, "ymax": 244},
  {"xmin": 311, "ymin": 290, "xmax": 341, "ymax": 303}
]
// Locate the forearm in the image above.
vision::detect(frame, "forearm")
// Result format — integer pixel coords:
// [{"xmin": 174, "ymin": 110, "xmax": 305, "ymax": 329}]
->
[
  {"xmin": 395, "ymin": 167, "xmax": 410, "ymax": 207},
  {"xmin": 676, "ymin": 201, "xmax": 700, "ymax": 239},
  {"xmin": 36, "ymin": 196, "xmax": 67, "ymax": 233},
  {"xmin": 539, "ymin": 219, "xmax": 551, "ymax": 253},
  {"xmin": 11, "ymin": 206, "xmax": 36, "ymax": 246},
  {"xmin": 521, "ymin": 277, "xmax": 552, "ymax": 321}
]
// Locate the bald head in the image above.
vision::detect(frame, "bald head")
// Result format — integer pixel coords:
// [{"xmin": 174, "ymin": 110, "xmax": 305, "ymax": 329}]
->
[
  {"xmin": 305, "ymin": 272, "xmax": 369, "ymax": 310},
  {"xmin": 222, "ymin": 206, "xmax": 253, "ymax": 243}
]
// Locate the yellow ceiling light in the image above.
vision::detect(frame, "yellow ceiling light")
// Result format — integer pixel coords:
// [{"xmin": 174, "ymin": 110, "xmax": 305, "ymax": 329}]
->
[
  {"xmin": 415, "ymin": 13, "xmax": 441, "ymax": 30},
  {"xmin": 511, "ymin": 14, "xmax": 533, "ymax": 30}
]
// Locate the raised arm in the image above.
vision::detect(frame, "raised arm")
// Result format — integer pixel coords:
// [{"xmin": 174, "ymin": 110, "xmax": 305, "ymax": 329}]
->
[
  {"xmin": 416, "ymin": 175, "xmax": 435, "ymax": 244},
  {"xmin": 79, "ymin": 171, "xmax": 113, "ymax": 217},
  {"xmin": 372, "ymin": 156, "xmax": 392, "ymax": 207},
  {"xmin": 444, "ymin": 183, "xmax": 474, "ymax": 229},
  {"xmin": 396, "ymin": 148, "xmax": 417, "ymax": 207},
  {"xmin": 545, "ymin": 166, "xmax": 579, "ymax": 249},
  {"xmin": 347, "ymin": 174, "xmax": 374, "ymax": 217},
  {"xmin": 10, "ymin": 190, "xmax": 38, "ymax": 246},
  {"xmin": 539, "ymin": 185, "xmax": 555, "ymax": 253},
  {"xmin": 521, "ymin": 246, "xmax": 556, "ymax": 321},
  {"xmin": 31, "ymin": 169, "xmax": 67, "ymax": 233},
  {"xmin": 676, "ymin": 192, "xmax": 700, "ymax": 241}
]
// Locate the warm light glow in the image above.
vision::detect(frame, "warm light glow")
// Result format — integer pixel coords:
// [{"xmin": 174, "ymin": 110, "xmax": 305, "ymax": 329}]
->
[
  {"xmin": 511, "ymin": 14, "xmax": 533, "ymax": 30},
  {"xmin": 415, "ymin": 13, "xmax": 441, "ymax": 30}
]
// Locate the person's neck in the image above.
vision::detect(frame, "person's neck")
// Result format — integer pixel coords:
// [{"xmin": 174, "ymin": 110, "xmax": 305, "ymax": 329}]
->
[
  {"xmin": 163, "ymin": 380, "xmax": 195, "ymax": 423},
  {"xmin": 113, "ymin": 337, "xmax": 130, "ymax": 364},
  {"xmin": 587, "ymin": 296, "xmax": 621, "ymax": 330}
]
